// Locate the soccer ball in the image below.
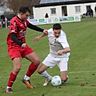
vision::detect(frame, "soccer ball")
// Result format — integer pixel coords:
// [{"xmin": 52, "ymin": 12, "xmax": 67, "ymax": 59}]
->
[{"xmin": 51, "ymin": 75, "xmax": 62, "ymax": 86}]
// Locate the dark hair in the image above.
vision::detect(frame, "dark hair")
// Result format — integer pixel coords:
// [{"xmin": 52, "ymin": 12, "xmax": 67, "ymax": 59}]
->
[
  {"xmin": 53, "ymin": 23, "xmax": 62, "ymax": 30},
  {"xmin": 19, "ymin": 6, "xmax": 31, "ymax": 14}
]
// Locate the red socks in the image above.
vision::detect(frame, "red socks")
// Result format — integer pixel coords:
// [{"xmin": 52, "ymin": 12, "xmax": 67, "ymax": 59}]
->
[
  {"xmin": 26, "ymin": 63, "xmax": 38, "ymax": 77},
  {"xmin": 7, "ymin": 72, "xmax": 17, "ymax": 87},
  {"xmin": 7, "ymin": 64, "xmax": 38, "ymax": 87}
]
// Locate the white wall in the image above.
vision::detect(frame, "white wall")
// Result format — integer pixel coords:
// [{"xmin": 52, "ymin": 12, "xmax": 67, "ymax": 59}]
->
[
  {"xmin": 33, "ymin": 2, "xmax": 96, "ymax": 19},
  {"xmin": 67, "ymin": 4, "xmax": 85, "ymax": 16},
  {"xmin": 67, "ymin": 3, "xmax": 96, "ymax": 16},
  {"xmin": 33, "ymin": 6, "xmax": 62, "ymax": 19}
]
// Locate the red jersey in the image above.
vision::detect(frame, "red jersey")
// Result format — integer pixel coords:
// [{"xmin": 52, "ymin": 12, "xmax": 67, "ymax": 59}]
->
[{"xmin": 7, "ymin": 16, "xmax": 29, "ymax": 47}]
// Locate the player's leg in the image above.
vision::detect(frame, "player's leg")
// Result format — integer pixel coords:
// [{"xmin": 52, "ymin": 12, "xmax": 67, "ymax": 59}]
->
[
  {"xmin": 25, "ymin": 51, "xmax": 40, "ymax": 76},
  {"xmin": 38, "ymin": 54, "xmax": 56, "ymax": 86},
  {"xmin": 58, "ymin": 57, "xmax": 69, "ymax": 84},
  {"xmin": 37, "ymin": 63, "xmax": 52, "ymax": 86},
  {"xmin": 22, "ymin": 49, "xmax": 40, "ymax": 88},
  {"xmin": 60, "ymin": 71, "xmax": 68, "ymax": 83},
  {"xmin": 5, "ymin": 58, "xmax": 22, "ymax": 93},
  {"xmin": 5, "ymin": 47, "xmax": 22, "ymax": 93}
]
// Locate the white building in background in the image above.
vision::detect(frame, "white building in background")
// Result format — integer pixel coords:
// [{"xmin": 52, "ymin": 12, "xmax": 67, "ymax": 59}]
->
[{"xmin": 33, "ymin": 0, "xmax": 96, "ymax": 19}]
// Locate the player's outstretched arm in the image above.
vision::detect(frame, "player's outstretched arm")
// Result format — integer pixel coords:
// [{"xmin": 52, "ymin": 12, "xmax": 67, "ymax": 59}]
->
[
  {"xmin": 28, "ymin": 22, "xmax": 44, "ymax": 32},
  {"xmin": 28, "ymin": 22, "xmax": 48, "ymax": 35},
  {"xmin": 33, "ymin": 33, "xmax": 47, "ymax": 41}
]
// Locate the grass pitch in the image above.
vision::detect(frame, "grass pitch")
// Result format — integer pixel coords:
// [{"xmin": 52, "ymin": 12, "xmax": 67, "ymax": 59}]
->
[{"xmin": 0, "ymin": 18, "xmax": 96, "ymax": 96}]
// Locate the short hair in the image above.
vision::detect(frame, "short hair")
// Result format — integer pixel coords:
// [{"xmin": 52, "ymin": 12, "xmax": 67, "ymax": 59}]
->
[
  {"xmin": 53, "ymin": 23, "xmax": 62, "ymax": 30},
  {"xmin": 19, "ymin": 6, "xmax": 31, "ymax": 14}
]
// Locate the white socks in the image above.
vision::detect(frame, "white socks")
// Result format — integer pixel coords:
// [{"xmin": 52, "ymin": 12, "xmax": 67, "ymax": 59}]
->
[
  {"xmin": 7, "ymin": 86, "xmax": 11, "ymax": 89},
  {"xmin": 24, "ymin": 75, "xmax": 30, "ymax": 80},
  {"xmin": 40, "ymin": 71, "xmax": 52, "ymax": 81},
  {"xmin": 24, "ymin": 71, "xmax": 52, "ymax": 81}
]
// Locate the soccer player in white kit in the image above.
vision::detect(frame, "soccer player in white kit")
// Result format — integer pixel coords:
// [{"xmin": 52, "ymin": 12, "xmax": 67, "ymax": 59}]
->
[{"xmin": 35, "ymin": 23, "xmax": 71, "ymax": 86}]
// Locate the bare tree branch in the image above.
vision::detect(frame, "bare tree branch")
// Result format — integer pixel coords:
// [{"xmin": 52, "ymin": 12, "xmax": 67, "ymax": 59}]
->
[{"xmin": 7, "ymin": 0, "xmax": 40, "ymax": 14}]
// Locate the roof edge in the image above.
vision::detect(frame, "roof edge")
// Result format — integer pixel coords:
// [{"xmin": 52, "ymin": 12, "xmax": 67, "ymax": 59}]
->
[{"xmin": 34, "ymin": 0, "xmax": 96, "ymax": 7}]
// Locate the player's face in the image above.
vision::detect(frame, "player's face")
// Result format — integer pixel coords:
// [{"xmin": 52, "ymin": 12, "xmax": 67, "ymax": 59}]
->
[
  {"xmin": 53, "ymin": 29, "xmax": 61, "ymax": 38},
  {"xmin": 21, "ymin": 12, "xmax": 30, "ymax": 20}
]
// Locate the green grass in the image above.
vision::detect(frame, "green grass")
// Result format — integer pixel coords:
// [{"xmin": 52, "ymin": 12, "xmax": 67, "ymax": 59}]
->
[{"xmin": 1, "ymin": 18, "xmax": 96, "ymax": 96}]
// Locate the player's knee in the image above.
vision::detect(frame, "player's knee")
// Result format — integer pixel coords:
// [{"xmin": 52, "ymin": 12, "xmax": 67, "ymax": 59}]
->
[
  {"xmin": 16, "ymin": 67, "xmax": 21, "ymax": 73},
  {"xmin": 33, "ymin": 59, "xmax": 40, "ymax": 66},
  {"xmin": 14, "ymin": 66, "xmax": 21, "ymax": 73}
]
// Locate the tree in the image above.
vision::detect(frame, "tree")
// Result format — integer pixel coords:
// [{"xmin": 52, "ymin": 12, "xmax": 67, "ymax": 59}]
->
[
  {"xmin": 7, "ymin": 0, "xmax": 40, "ymax": 14},
  {"xmin": 0, "ymin": 0, "xmax": 3, "ymax": 3},
  {"xmin": 0, "ymin": 0, "xmax": 5, "ymax": 6},
  {"xmin": 0, "ymin": 0, "xmax": 2, "ymax": 3}
]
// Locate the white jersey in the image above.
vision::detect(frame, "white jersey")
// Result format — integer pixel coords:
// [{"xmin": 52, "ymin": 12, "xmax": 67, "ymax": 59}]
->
[{"xmin": 48, "ymin": 28, "xmax": 70, "ymax": 57}]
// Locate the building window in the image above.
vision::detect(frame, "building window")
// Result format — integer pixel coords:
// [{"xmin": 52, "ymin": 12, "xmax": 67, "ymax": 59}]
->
[
  {"xmin": 75, "ymin": 6, "xmax": 81, "ymax": 13},
  {"xmin": 50, "ymin": 8, "xmax": 56, "ymax": 15}
]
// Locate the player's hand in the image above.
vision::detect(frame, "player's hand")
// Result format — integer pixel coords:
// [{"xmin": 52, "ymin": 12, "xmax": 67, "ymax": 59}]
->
[
  {"xmin": 21, "ymin": 43, "xmax": 27, "ymax": 48},
  {"xmin": 57, "ymin": 50, "xmax": 64, "ymax": 55},
  {"xmin": 43, "ymin": 29, "xmax": 48, "ymax": 35}
]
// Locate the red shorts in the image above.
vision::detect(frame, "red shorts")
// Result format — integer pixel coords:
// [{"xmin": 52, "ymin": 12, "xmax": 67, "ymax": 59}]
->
[{"xmin": 8, "ymin": 45, "xmax": 34, "ymax": 60}]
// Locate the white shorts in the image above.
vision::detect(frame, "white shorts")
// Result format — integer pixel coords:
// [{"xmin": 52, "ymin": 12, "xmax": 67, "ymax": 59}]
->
[{"xmin": 42, "ymin": 54, "xmax": 69, "ymax": 72}]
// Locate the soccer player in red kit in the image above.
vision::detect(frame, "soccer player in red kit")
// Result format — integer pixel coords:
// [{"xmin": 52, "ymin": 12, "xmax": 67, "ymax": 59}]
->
[{"xmin": 5, "ymin": 6, "xmax": 47, "ymax": 93}]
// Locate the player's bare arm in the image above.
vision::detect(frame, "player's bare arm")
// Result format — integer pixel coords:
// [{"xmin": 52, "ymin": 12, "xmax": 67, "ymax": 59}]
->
[
  {"xmin": 57, "ymin": 47, "xmax": 71, "ymax": 55},
  {"xmin": 33, "ymin": 33, "xmax": 47, "ymax": 41}
]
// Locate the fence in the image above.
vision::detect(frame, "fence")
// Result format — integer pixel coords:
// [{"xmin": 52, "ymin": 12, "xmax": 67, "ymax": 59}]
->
[{"xmin": 28, "ymin": 16, "xmax": 81, "ymax": 25}]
